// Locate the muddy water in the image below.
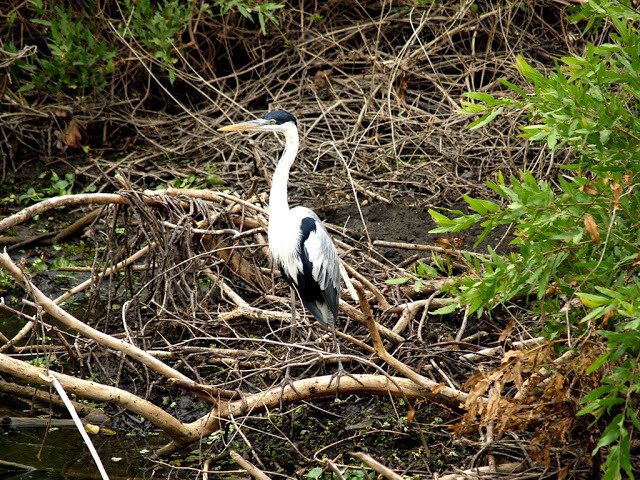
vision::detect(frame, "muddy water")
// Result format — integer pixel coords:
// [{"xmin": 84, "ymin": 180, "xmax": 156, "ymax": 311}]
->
[
  {"xmin": 0, "ymin": 418, "xmax": 169, "ymax": 480},
  {"xmin": 0, "ymin": 310, "xmax": 170, "ymax": 480}
]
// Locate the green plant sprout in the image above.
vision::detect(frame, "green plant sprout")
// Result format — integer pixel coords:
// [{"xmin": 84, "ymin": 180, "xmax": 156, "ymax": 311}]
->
[{"xmin": 215, "ymin": 0, "xmax": 284, "ymax": 35}]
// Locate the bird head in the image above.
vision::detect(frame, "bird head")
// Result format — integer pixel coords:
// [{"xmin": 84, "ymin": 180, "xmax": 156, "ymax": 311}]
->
[{"xmin": 218, "ymin": 110, "xmax": 297, "ymax": 133}]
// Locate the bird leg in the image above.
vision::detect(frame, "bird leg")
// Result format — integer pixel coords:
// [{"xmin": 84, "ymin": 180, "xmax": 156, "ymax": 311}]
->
[
  {"xmin": 327, "ymin": 321, "xmax": 363, "ymax": 393},
  {"xmin": 280, "ymin": 287, "xmax": 300, "ymax": 404}
]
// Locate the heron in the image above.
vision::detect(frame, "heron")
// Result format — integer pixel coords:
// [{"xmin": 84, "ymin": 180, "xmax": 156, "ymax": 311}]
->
[{"xmin": 219, "ymin": 110, "xmax": 348, "ymax": 389}]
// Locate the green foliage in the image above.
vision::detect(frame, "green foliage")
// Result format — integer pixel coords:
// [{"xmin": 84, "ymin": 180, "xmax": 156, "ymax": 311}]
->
[
  {"xmin": 17, "ymin": 171, "xmax": 77, "ymax": 204},
  {"xmin": 304, "ymin": 467, "xmax": 323, "ymax": 479},
  {"xmin": 215, "ymin": 0, "xmax": 284, "ymax": 34},
  {"xmin": 119, "ymin": 0, "xmax": 197, "ymax": 84},
  {"xmin": 171, "ymin": 173, "xmax": 198, "ymax": 188},
  {"xmin": 5, "ymin": 0, "xmax": 289, "ymax": 95},
  {"xmin": 0, "ymin": 269, "xmax": 14, "ymax": 292},
  {"xmin": 24, "ymin": 0, "xmax": 117, "ymax": 92},
  {"xmin": 443, "ymin": 1, "xmax": 640, "ymax": 478},
  {"xmin": 386, "ymin": 259, "xmax": 438, "ymax": 292}
]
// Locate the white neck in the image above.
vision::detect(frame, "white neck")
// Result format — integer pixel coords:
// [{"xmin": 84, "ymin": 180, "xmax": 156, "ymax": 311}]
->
[{"xmin": 269, "ymin": 123, "xmax": 299, "ymax": 224}]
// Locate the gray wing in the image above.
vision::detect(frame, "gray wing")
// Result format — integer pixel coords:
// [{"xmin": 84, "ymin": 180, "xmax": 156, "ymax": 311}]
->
[
  {"xmin": 305, "ymin": 217, "xmax": 340, "ymax": 289},
  {"xmin": 296, "ymin": 210, "xmax": 341, "ymax": 322}
]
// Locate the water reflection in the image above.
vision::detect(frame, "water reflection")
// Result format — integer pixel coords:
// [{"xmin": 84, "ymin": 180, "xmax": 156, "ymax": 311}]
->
[{"xmin": 0, "ymin": 424, "xmax": 169, "ymax": 479}]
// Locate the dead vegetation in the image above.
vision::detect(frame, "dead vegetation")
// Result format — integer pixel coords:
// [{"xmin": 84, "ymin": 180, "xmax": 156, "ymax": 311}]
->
[{"xmin": 0, "ymin": 1, "xmax": 601, "ymax": 478}]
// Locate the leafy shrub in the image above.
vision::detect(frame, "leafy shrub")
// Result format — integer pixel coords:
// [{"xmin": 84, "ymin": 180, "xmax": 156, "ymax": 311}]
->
[
  {"xmin": 119, "ymin": 0, "xmax": 196, "ymax": 83},
  {"xmin": 24, "ymin": 0, "xmax": 117, "ymax": 92},
  {"xmin": 215, "ymin": 0, "xmax": 284, "ymax": 34},
  {"xmin": 5, "ymin": 0, "xmax": 287, "ymax": 95},
  {"xmin": 432, "ymin": 1, "xmax": 640, "ymax": 478}
]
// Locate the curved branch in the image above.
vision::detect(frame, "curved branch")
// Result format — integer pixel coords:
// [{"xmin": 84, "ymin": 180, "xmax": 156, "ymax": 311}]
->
[
  {"xmin": 0, "ymin": 251, "xmax": 195, "ymax": 385},
  {"xmin": 0, "ymin": 193, "xmax": 129, "ymax": 234},
  {"xmin": 0, "ymin": 353, "xmax": 191, "ymax": 443},
  {"xmin": 158, "ymin": 373, "xmax": 470, "ymax": 455}
]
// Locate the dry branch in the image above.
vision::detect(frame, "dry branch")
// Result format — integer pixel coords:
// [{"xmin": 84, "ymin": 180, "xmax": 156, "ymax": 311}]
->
[
  {"xmin": 354, "ymin": 281, "xmax": 483, "ymax": 407},
  {"xmin": 350, "ymin": 452, "xmax": 404, "ymax": 480},
  {"xmin": 373, "ymin": 240, "xmax": 491, "ymax": 260},
  {"xmin": 159, "ymin": 373, "xmax": 472, "ymax": 455},
  {"xmin": 0, "ymin": 251, "xmax": 195, "ymax": 386},
  {"xmin": 230, "ymin": 451, "xmax": 272, "ymax": 480},
  {"xmin": 0, "ymin": 380, "xmax": 104, "ymax": 417},
  {"xmin": 0, "ymin": 194, "xmax": 128, "ymax": 234},
  {"xmin": 436, "ymin": 461, "xmax": 525, "ymax": 480},
  {"xmin": 0, "ymin": 353, "xmax": 190, "ymax": 442}
]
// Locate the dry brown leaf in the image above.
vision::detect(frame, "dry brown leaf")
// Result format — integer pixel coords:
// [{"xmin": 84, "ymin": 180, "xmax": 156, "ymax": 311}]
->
[
  {"xmin": 553, "ymin": 374, "xmax": 565, "ymax": 398},
  {"xmin": 557, "ymin": 466, "xmax": 570, "ymax": 480},
  {"xmin": 579, "ymin": 183, "xmax": 598, "ymax": 195},
  {"xmin": 513, "ymin": 358, "xmax": 523, "ymax": 394},
  {"xmin": 399, "ymin": 74, "xmax": 407, "ymax": 103},
  {"xmin": 498, "ymin": 319, "xmax": 515, "ymax": 342},
  {"xmin": 406, "ymin": 406, "xmax": 415, "ymax": 423},
  {"xmin": 502, "ymin": 349, "xmax": 527, "ymax": 363},
  {"xmin": 431, "ymin": 382, "xmax": 446, "ymax": 394},
  {"xmin": 612, "ymin": 182, "xmax": 622, "ymax": 211},
  {"xmin": 59, "ymin": 118, "xmax": 86, "ymax": 149},
  {"xmin": 543, "ymin": 440, "xmax": 551, "ymax": 468},
  {"xmin": 486, "ymin": 385, "xmax": 501, "ymax": 420},
  {"xmin": 434, "ymin": 237, "xmax": 454, "ymax": 250},
  {"xmin": 584, "ymin": 215, "xmax": 600, "ymax": 245}
]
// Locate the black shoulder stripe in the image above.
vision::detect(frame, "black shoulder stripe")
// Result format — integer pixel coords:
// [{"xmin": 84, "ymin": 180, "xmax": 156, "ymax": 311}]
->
[{"xmin": 299, "ymin": 217, "xmax": 317, "ymax": 244}]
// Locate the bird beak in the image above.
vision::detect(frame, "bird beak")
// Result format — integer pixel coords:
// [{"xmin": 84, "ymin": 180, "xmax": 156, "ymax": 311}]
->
[{"xmin": 218, "ymin": 119, "xmax": 268, "ymax": 132}]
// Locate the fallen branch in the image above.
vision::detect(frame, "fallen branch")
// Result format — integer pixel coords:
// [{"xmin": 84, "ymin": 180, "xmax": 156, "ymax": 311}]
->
[
  {"xmin": 0, "ymin": 353, "xmax": 190, "ymax": 443},
  {"xmin": 230, "ymin": 451, "xmax": 272, "ymax": 480},
  {"xmin": 350, "ymin": 451, "xmax": 404, "ymax": 480},
  {"xmin": 353, "ymin": 281, "xmax": 483, "ymax": 406},
  {"xmin": 0, "ymin": 379, "xmax": 105, "ymax": 417},
  {"xmin": 0, "ymin": 251, "xmax": 195, "ymax": 386},
  {"xmin": 160, "ymin": 372, "xmax": 469, "ymax": 455},
  {"xmin": 436, "ymin": 461, "xmax": 525, "ymax": 480},
  {"xmin": 0, "ymin": 193, "xmax": 128, "ymax": 234},
  {"xmin": 373, "ymin": 239, "xmax": 491, "ymax": 260}
]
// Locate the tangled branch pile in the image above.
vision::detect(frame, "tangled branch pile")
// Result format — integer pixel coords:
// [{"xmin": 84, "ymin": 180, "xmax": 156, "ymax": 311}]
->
[
  {"xmin": 0, "ymin": 1, "xmax": 605, "ymax": 478},
  {"xmin": 0, "ymin": 185, "xmax": 595, "ymax": 478},
  {"xmin": 1, "ymin": 1, "xmax": 579, "ymax": 198}
]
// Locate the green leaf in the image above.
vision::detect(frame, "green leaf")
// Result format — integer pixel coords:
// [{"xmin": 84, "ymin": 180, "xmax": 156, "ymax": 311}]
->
[
  {"xmin": 385, "ymin": 277, "xmax": 409, "ymax": 285},
  {"xmin": 416, "ymin": 261, "xmax": 437, "ymax": 278},
  {"xmin": 304, "ymin": 467, "xmax": 323, "ymax": 479},
  {"xmin": 464, "ymin": 92, "xmax": 496, "ymax": 103},
  {"xmin": 498, "ymin": 77, "xmax": 528, "ymax": 96},
  {"xmin": 431, "ymin": 303, "xmax": 458, "ymax": 315},
  {"xmin": 593, "ymin": 414, "xmax": 623, "ymax": 455},
  {"xmin": 628, "ymin": 408, "xmax": 640, "ymax": 431},
  {"xmin": 462, "ymin": 195, "xmax": 500, "ymax": 215},
  {"xmin": 576, "ymin": 292, "xmax": 612, "ymax": 307},
  {"xmin": 467, "ymin": 107, "xmax": 504, "ymax": 130},
  {"xmin": 586, "ymin": 352, "xmax": 610, "ymax": 374},
  {"xmin": 428, "ymin": 209, "xmax": 482, "ymax": 233}
]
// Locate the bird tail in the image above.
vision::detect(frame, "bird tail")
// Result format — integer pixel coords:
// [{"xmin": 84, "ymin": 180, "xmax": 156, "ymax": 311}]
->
[{"xmin": 301, "ymin": 299, "xmax": 334, "ymax": 328}]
